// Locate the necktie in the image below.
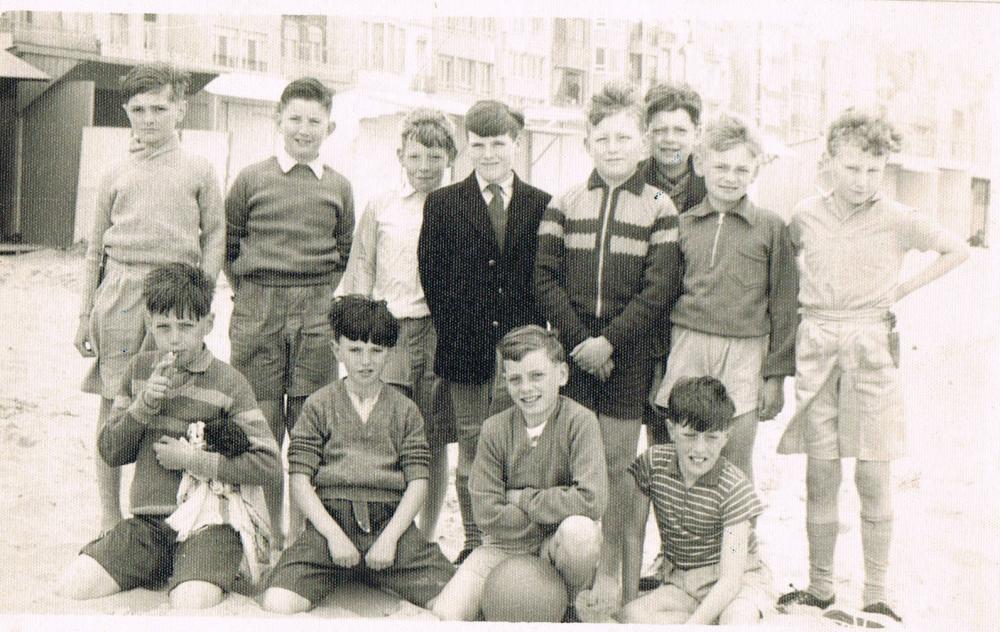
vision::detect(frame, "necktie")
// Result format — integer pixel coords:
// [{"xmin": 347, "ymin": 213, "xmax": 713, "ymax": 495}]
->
[{"xmin": 486, "ymin": 183, "xmax": 506, "ymax": 250}]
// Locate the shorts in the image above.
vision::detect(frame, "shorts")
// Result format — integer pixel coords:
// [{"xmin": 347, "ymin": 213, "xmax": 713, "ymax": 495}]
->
[
  {"xmin": 660, "ymin": 554, "xmax": 775, "ymax": 617},
  {"xmin": 229, "ymin": 280, "xmax": 337, "ymax": 400},
  {"xmin": 82, "ymin": 259, "xmax": 156, "ymax": 398},
  {"xmin": 383, "ymin": 318, "xmax": 446, "ymax": 443},
  {"xmin": 267, "ymin": 498, "xmax": 454, "ymax": 607},
  {"xmin": 655, "ymin": 326, "xmax": 768, "ymax": 418},
  {"xmin": 563, "ymin": 353, "xmax": 654, "ymax": 420},
  {"xmin": 778, "ymin": 315, "xmax": 904, "ymax": 461},
  {"xmin": 80, "ymin": 514, "xmax": 242, "ymax": 592}
]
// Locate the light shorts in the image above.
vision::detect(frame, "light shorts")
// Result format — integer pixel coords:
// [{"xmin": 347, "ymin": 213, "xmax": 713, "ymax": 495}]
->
[
  {"xmin": 82, "ymin": 259, "xmax": 156, "ymax": 398},
  {"xmin": 660, "ymin": 554, "xmax": 775, "ymax": 618},
  {"xmin": 229, "ymin": 280, "xmax": 337, "ymax": 401},
  {"xmin": 778, "ymin": 315, "xmax": 905, "ymax": 461},
  {"xmin": 655, "ymin": 326, "xmax": 768, "ymax": 418}
]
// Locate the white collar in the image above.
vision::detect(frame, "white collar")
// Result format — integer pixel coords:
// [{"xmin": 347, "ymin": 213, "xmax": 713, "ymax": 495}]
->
[
  {"xmin": 399, "ymin": 180, "xmax": 418, "ymax": 199},
  {"xmin": 475, "ymin": 171, "xmax": 515, "ymax": 200},
  {"xmin": 276, "ymin": 146, "xmax": 326, "ymax": 179}
]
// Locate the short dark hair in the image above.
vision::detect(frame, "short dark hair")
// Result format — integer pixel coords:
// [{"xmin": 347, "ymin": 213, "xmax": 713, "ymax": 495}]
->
[
  {"xmin": 465, "ymin": 100, "xmax": 522, "ymax": 140},
  {"xmin": 279, "ymin": 77, "xmax": 334, "ymax": 113},
  {"xmin": 826, "ymin": 107, "xmax": 903, "ymax": 157},
  {"xmin": 401, "ymin": 108, "xmax": 458, "ymax": 159},
  {"xmin": 497, "ymin": 325, "xmax": 565, "ymax": 364},
  {"xmin": 328, "ymin": 295, "xmax": 398, "ymax": 347},
  {"xmin": 644, "ymin": 82, "xmax": 702, "ymax": 127},
  {"xmin": 121, "ymin": 62, "xmax": 190, "ymax": 103},
  {"xmin": 664, "ymin": 376, "xmax": 735, "ymax": 432},
  {"xmin": 587, "ymin": 81, "xmax": 644, "ymax": 130},
  {"xmin": 143, "ymin": 263, "xmax": 214, "ymax": 320}
]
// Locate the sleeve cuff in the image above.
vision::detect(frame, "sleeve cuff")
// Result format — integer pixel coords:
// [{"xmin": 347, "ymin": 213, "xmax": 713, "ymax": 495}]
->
[
  {"xmin": 287, "ymin": 460, "xmax": 318, "ymax": 478},
  {"xmin": 402, "ymin": 463, "xmax": 430, "ymax": 483},
  {"xmin": 126, "ymin": 396, "xmax": 159, "ymax": 424}
]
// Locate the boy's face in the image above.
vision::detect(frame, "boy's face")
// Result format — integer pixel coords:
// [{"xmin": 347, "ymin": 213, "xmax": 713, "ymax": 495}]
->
[
  {"xmin": 586, "ymin": 110, "xmax": 646, "ymax": 185},
  {"xmin": 332, "ymin": 336, "xmax": 389, "ymax": 391},
  {"xmin": 696, "ymin": 144, "xmax": 758, "ymax": 209},
  {"xmin": 398, "ymin": 139, "xmax": 451, "ymax": 193},
  {"xmin": 467, "ymin": 131, "xmax": 516, "ymax": 184},
  {"xmin": 667, "ymin": 420, "xmax": 729, "ymax": 482},
  {"xmin": 123, "ymin": 85, "xmax": 186, "ymax": 148},
  {"xmin": 647, "ymin": 108, "xmax": 698, "ymax": 169},
  {"xmin": 147, "ymin": 309, "xmax": 213, "ymax": 368},
  {"xmin": 502, "ymin": 348, "xmax": 568, "ymax": 423},
  {"xmin": 277, "ymin": 98, "xmax": 335, "ymax": 163},
  {"xmin": 828, "ymin": 143, "xmax": 889, "ymax": 206}
]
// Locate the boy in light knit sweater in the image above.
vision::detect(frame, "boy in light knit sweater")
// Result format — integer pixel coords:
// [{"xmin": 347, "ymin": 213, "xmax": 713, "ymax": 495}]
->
[
  {"xmin": 261, "ymin": 296, "xmax": 454, "ymax": 614},
  {"xmin": 58, "ymin": 264, "xmax": 278, "ymax": 609},
  {"xmin": 432, "ymin": 325, "xmax": 607, "ymax": 621},
  {"xmin": 74, "ymin": 63, "xmax": 225, "ymax": 533},
  {"xmin": 225, "ymin": 77, "xmax": 354, "ymax": 551}
]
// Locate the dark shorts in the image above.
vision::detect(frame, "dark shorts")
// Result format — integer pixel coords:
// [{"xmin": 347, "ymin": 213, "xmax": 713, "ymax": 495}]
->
[
  {"xmin": 563, "ymin": 353, "xmax": 655, "ymax": 420},
  {"xmin": 229, "ymin": 280, "xmax": 338, "ymax": 400},
  {"xmin": 80, "ymin": 515, "xmax": 242, "ymax": 592},
  {"xmin": 267, "ymin": 499, "xmax": 454, "ymax": 607}
]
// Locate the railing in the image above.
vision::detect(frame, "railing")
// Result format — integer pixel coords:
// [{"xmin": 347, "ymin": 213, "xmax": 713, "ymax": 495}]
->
[{"xmin": 3, "ymin": 20, "xmax": 100, "ymax": 53}]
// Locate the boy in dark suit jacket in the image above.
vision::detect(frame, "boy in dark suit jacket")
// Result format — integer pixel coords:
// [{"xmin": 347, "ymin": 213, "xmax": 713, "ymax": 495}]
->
[{"xmin": 418, "ymin": 100, "xmax": 552, "ymax": 563}]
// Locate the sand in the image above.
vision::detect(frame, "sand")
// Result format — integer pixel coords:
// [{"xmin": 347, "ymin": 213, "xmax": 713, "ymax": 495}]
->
[{"xmin": 0, "ymin": 244, "xmax": 996, "ymax": 630}]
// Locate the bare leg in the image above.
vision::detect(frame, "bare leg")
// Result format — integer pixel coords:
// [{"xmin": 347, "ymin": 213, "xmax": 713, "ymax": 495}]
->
[
  {"xmin": 420, "ymin": 440, "xmax": 449, "ymax": 539},
  {"xmin": 284, "ymin": 395, "xmax": 307, "ymax": 545},
  {"xmin": 95, "ymin": 397, "xmax": 123, "ymax": 532},
  {"xmin": 55, "ymin": 554, "xmax": 121, "ymax": 600},
  {"xmin": 261, "ymin": 586, "xmax": 311, "ymax": 614},
  {"xmin": 620, "ymin": 584, "xmax": 697, "ymax": 624},
  {"xmin": 260, "ymin": 397, "xmax": 286, "ymax": 551},
  {"xmin": 543, "ymin": 515, "xmax": 603, "ymax": 597},
  {"xmin": 169, "ymin": 580, "xmax": 224, "ymax": 609},
  {"xmin": 721, "ymin": 411, "xmax": 759, "ymax": 482}
]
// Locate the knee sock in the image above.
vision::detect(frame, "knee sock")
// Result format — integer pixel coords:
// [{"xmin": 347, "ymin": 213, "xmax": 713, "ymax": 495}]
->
[
  {"xmin": 860, "ymin": 516, "xmax": 892, "ymax": 606},
  {"xmin": 806, "ymin": 521, "xmax": 839, "ymax": 601},
  {"xmin": 455, "ymin": 474, "xmax": 481, "ymax": 549}
]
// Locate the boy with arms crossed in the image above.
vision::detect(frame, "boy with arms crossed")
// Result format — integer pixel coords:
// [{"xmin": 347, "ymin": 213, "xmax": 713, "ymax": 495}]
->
[
  {"xmin": 534, "ymin": 82, "xmax": 682, "ymax": 613},
  {"xmin": 225, "ymin": 77, "xmax": 354, "ymax": 550},
  {"xmin": 337, "ymin": 109, "xmax": 458, "ymax": 539},
  {"xmin": 432, "ymin": 325, "xmax": 608, "ymax": 620},
  {"xmin": 58, "ymin": 264, "xmax": 278, "ymax": 608},
  {"xmin": 261, "ymin": 296, "xmax": 453, "ymax": 614},
  {"xmin": 777, "ymin": 109, "xmax": 969, "ymax": 623},
  {"xmin": 75, "ymin": 63, "xmax": 225, "ymax": 533}
]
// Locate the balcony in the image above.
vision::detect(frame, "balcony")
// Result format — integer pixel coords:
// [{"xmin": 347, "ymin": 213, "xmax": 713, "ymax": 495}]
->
[{"xmin": 2, "ymin": 19, "xmax": 100, "ymax": 55}]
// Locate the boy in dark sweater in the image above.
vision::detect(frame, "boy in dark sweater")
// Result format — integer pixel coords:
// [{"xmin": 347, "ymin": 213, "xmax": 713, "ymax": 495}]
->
[
  {"xmin": 225, "ymin": 77, "xmax": 354, "ymax": 550},
  {"xmin": 56, "ymin": 264, "xmax": 279, "ymax": 609},
  {"xmin": 261, "ymin": 296, "xmax": 454, "ymax": 614}
]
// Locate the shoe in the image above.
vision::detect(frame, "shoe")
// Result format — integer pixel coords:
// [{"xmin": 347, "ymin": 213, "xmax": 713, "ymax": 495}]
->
[
  {"xmin": 862, "ymin": 602, "xmax": 902, "ymax": 623},
  {"xmin": 777, "ymin": 588, "xmax": 835, "ymax": 611},
  {"xmin": 452, "ymin": 546, "xmax": 476, "ymax": 565},
  {"xmin": 823, "ymin": 609, "xmax": 885, "ymax": 628}
]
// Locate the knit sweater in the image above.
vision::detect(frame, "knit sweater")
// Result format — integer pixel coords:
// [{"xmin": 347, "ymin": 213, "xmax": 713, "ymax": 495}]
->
[
  {"xmin": 99, "ymin": 348, "xmax": 280, "ymax": 516},
  {"xmin": 470, "ymin": 396, "xmax": 608, "ymax": 548},
  {"xmin": 534, "ymin": 168, "xmax": 682, "ymax": 357},
  {"xmin": 81, "ymin": 136, "xmax": 224, "ymax": 316},
  {"xmin": 288, "ymin": 380, "xmax": 430, "ymax": 503},
  {"xmin": 225, "ymin": 157, "xmax": 354, "ymax": 286}
]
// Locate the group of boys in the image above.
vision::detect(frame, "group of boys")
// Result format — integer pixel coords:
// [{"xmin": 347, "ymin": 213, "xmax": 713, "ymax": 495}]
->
[{"xmin": 58, "ymin": 60, "xmax": 968, "ymax": 625}]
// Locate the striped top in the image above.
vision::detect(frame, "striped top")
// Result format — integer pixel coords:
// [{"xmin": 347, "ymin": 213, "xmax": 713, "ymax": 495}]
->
[
  {"xmin": 628, "ymin": 444, "xmax": 763, "ymax": 570},
  {"xmin": 534, "ymin": 168, "xmax": 681, "ymax": 356},
  {"xmin": 99, "ymin": 348, "xmax": 279, "ymax": 516}
]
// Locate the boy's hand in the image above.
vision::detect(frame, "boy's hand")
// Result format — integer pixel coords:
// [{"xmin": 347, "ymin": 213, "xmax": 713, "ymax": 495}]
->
[
  {"xmin": 142, "ymin": 352, "xmax": 177, "ymax": 408},
  {"xmin": 580, "ymin": 572, "xmax": 620, "ymax": 615},
  {"xmin": 595, "ymin": 359, "xmax": 615, "ymax": 382},
  {"xmin": 571, "ymin": 337, "xmax": 614, "ymax": 375},
  {"xmin": 757, "ymin": 376, "xmax": 785, "ymax": 421},
  {"xmin": 365, "ymin": 532, "xmax": 399, "ymax": 571},
  {"xmin": 74, "ymin": 316, "xmax": 95, "ymax": 357},
  {"xmin": 505, "ymin": 488, "xmax": 524, "ymax": 506},
  {"xmin": 152, "ymin": 435, "xmax": 195, "ymax": 470},
  {"xmin": 324, "ymin": 529, "xmax": 361, "ymax": 567}
]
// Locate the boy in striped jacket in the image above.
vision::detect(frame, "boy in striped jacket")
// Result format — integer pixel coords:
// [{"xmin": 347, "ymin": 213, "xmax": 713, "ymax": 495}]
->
[{"xmin": 534, "ymin": 81, "xmax": 682, "ymax": 615}]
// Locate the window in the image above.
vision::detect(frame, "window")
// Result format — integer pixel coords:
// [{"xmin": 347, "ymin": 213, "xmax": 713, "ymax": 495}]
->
[
  {"xmin": 437, "ymin": 55, "xmax": 453, "ymax": 89},
  {"xmin": 109, "ymin": 13, "xmax": 128, "ymax": 47},
  {"xmin": 532, "ymin": 18, "xmax": 543, "ymax": 32},
  {"xmin": 144, "ymin": 13, "xmax": 156, "ymax": 23},
  {"xmin": 372, "ymin": 23, "xmax": 384, "ymax": 70},
  {"xmin": 456, "ymin": 58, "xmax": 472, "ymax": 90},
  {"xmin": 595, "ymin": 47, "xmax": 605, "ymax": 70},
  {"xmin": 246, "ymin": 38, "xmax": 258, "ymax": 71},
  {"xmin": 395, "ymin": 26, "xmax": 405, "ymax": 73},
  {"xmin": 215, "ymin": 35, "xmax": 230, "ymax": 67},
  {"xmin": 307, "ymin": 24, "xmax": 323, "ymax": 62}
]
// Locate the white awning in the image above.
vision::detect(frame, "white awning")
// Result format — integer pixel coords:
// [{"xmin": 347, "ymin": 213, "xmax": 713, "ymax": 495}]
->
[
  {"xmin": 203, "ymin": 72, "xmax": 289, "ymax": 102},
  {"xmin": 0, "ymin": 49, "xmax": 48, "ymax": 81}
]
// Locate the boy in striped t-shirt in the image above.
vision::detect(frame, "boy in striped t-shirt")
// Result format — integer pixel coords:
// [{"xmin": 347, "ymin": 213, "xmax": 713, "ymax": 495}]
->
[{"xmin": 618, "ymin": 377, "xmax": 772, "ymax": 625}]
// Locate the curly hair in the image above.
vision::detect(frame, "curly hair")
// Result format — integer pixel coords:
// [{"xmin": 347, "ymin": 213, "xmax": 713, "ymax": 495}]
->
[
  {"xmin": 827, "ymin": 108, "xmax": 903, "ymax": 157},
  {"xmin": 644, "ymin": 82, "xmax": 703, "ymax": 127},
  {"xmin": 663, "ymin": 376, "xmax": 736, "ymax": 433},
  {"xmin": 401, "ymin": 108, "xmax": 458, "ymax": 159},
  {"xmin": 587, "ymin": 81, "xmax": 644, "ymax": 130},
  {"xmin": 697, "ymin": 113, "xmax": 763, "ymax": 158}
]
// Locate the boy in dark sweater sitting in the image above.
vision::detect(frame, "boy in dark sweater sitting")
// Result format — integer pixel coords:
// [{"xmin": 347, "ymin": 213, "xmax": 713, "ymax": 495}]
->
[
  {"xmin": 261, "ymin": 296, "xmax": 454, "ymax": 614},
  {"xmin": 56, "ymin": 264, "xmax": 279, "ymax": 609}
]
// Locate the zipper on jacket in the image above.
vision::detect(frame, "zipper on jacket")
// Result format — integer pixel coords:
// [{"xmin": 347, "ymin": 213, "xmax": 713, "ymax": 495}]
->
[
  {"xmin": 710, "ymin": 212, "xmax": 726, "ymax": 267},
  {"xmin": 594, "ymin": 187, "xmax": 616, "ymax": 318}
]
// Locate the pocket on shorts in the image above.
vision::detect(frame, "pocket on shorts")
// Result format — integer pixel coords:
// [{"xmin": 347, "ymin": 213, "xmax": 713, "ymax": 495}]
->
[{"xmin": 851, "ymin": 325, "xmax": 895, "ymax": 371}]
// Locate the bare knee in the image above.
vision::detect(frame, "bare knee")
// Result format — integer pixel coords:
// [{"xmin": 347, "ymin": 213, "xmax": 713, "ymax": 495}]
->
[
  {"xmin": 169, "ymin": 580, "xmax": 224, "ymax": 609},
  {"xmin": 718, "ymin": 598, "xmax": 760, "ymax": 625},
  {"xmin": 261, "ymin": 586, "xmax": 311, "ymax": 614},
  {"xmin": 553, "ymin": 516, "xmax": 602, "ymax": 562},
  {"xmin": 55, "ymin": 555, "xmax": 120, "ymax": 600}
]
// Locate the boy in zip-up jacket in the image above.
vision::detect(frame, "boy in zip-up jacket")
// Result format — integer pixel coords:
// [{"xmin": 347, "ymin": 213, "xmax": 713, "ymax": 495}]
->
[
  {"xmin": 534, "ymin": 82, "xmax": 682, "ymax": 615},
  {"xmin": 652, "ymin": 114, "xmax": 798, "ymax": 483}
]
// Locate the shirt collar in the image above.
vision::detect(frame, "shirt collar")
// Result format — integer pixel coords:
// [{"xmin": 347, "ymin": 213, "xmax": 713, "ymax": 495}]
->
[
  {"xmin": 137, "ymin": 132, "xmax": 181, "ymax": 161},
  {"xmin": 476, "ymin": 170, "xmax": 515, "ymax": 200},
  {"xmin": 587, "ymin": 167, "xmax": 646, "ymax": 196},
  {"xmin": 667, "ymin": 445, "xmax": 725, "ymax": 486},
  {"xmin": 276, "ymin": 146, "xmax": 326, "ymax": 179},
  {"xmin": 399, "ymin": 180, "xmax": 422, "ymax": 199},
  {"xmin": 688, "ymin": 195, "xmax": 758, "ymax": 226},
  {"xmin": 179, "ymin": 346, "xmax": 213, "ymax": 374},
  {"xmin": 514, "ymin": 396, "xmax": 563, "ymax": 432},
  {"xmin": 822, "ymin": 190, "xmax": 882, "ymax": 220}
]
